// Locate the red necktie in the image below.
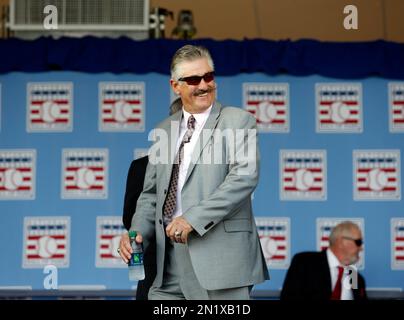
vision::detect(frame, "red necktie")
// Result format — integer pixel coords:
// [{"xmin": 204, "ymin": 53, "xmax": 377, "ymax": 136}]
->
[{"xmin": 331, "ymin": 266, "xmax": 344, "ymax": 300}]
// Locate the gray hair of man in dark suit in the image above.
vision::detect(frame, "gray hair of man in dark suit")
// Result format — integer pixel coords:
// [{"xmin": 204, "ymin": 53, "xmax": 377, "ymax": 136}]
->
[{"xmin": 329, "ymin": 221, "xmax": 361, "ymax": 247}]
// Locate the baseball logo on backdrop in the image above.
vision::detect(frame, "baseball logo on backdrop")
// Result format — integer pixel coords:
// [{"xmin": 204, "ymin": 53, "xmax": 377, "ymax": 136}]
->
[
  {"xmin": 96, "ymin": 216, "xmax": 126, "ymax": 268},
  {"xmin": 27, "ymin": 82, "xmax": 73, "ymax": 132},
  {"xmin": 99, "ymin": 82, "xmax": 145, "ymax": 132},
  {"xmin": 243, "ymin": 83, "xmax": 289, "ymax": 133},
  {"xmin": 388, "ymin": 82, "xmax": 404, "ymax": 132},
  {"xmin": 0, "ymin": 149, "xmax": 36, "ymax": 200},
  {"xmin": 280, "ymin": 150, "xmax": 327, "ymax": 201},
  {"xmin": 317, "ymin": 218, "xmax": 365, "ymax": 269},
  {"xmin": 316, "ymin": 83, "xmax": 362, "ymax": 133},
  {"xmin": 255, "ymin": 217, "xmax": 290, "ymax": 269},
  {"xmin": 61, "ymin": 149, "xmax": 108, "ymax": 199},
  {"xmin": 23, "ymin": 216, "xmax": 70, "ymax": 268},
  {"xmin": 391, "ymin": 218, "xmax": 404, "ymax": 270},
  {"xmin": 353, "ymin": 150, "xmax": 401, "ymax": 200}
]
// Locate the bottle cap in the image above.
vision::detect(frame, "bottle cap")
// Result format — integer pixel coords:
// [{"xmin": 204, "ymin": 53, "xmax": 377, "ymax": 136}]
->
[{"xmin": 128, "ymin": 231, "xmax": 137, "ymax": 239}]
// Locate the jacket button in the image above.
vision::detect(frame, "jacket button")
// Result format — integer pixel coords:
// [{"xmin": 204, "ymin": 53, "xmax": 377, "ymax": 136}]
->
[
  {"xmin": 204, "ymin": 221, "xmax": 214, "ymax": 230},
  {"xmin": 164, "ymin": 189, "xmax": 167, "ymax": 194},
  {"xmin": 159, "ymin": 219, "xmax": 163, "ymax": 225}
]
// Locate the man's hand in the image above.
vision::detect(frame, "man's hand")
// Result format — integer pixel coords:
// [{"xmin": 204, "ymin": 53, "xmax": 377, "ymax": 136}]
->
[
  {"xmin": 118, "ymin": 232, "xmax": 143, "ymax": 263},
  {"xmin": 166, "ymin": 217, "xmax": 194, "ymax": 244}
]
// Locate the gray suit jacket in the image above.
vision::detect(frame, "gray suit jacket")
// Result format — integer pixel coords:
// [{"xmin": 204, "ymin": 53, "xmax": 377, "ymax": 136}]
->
[{"xmin": 131, "ymin": 101, "xmax": 269, "ymax": 290}]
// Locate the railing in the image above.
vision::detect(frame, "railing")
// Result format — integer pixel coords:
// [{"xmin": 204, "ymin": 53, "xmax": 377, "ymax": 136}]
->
[{"xmin": 9, "ymin": 0, "xmax": 149, "ymax": 31}]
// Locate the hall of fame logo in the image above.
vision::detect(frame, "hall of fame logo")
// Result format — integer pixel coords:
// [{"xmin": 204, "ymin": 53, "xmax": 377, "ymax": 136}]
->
[
  {"xmin": 61, "ymin": 149, "xmax": 108, "ymax": 199},
  {"xmin": 27, "ymin": 82, "xmax": 73, "ymax": 132},
  {"xmin": 96, "ymin": 216, "xmax": 126, "ymax": 268},
  {"xmin": 255, "ymin": 217, "xmax": 290, "ymax": 269},
  {"xmin": 391, "ymin": 218, "xmax": 404, "ymax": 270},
  {"xmin": 99, "ymin": 82, "xmax": 145, "ymax": 132},
  {"xmin": 389, "ymin": 83, "xmax": 404, "ymax": 132},
  {"xmin": 0, "ymin": 150, "xmax": 36, "ymax": 200},
  {"xmin": 316, "ymin": 83, "xmax": 362, "ymax": 133},
  {"xmin": 280, "ymin": 150, "xmax": 327, "ymax": 201},
  {"xmin": 317, "ymin": 218, "xmax": 365, "ymax": 269},
  {"xmin": 23, "ymin": 216, "xmax": 70, "ymax": 268},
  {"xmin": 353, "ymin": 150, "xmax": 401, "ymax": 200},
  {"xmin": 243, "ymin": 83, "xmax": 289, "ymax": 132}
]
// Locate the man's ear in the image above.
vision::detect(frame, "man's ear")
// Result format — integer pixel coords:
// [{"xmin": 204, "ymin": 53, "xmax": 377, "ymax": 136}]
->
[{"xmin": 170, "ymin": 79, "xmax": 180, "ymax": 95}]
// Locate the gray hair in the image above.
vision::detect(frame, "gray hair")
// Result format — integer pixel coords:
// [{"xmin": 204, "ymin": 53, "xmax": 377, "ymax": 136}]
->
[
  {"xmin": 170, "ymin": 45, "xmax": 214, "ymax": 80},
  {"xmin": 329, "ymin": 221, "xmax": 360, "ymax": 246},
  {"xmin": 169, "ymin": 97, "xmax": 182, "ymax": 115}
]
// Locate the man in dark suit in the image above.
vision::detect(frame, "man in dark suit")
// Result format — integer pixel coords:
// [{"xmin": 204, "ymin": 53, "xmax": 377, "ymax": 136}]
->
[
  {"xmin": 118, "ymin": 98, "xmax": 182, "ymax": 300},
  {"xmin": 281, "ymin": 221, "xmax": 367, "ymax": 300}
]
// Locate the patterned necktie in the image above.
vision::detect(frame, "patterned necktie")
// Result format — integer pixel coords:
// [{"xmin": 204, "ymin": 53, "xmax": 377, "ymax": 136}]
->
[
  {"xmin": 331, "ymin": 266, "xmax": 344, "ymax": 300},
  {"xmin": 163, "ymin": 115, "xmax": 196, "ymax": 225}
]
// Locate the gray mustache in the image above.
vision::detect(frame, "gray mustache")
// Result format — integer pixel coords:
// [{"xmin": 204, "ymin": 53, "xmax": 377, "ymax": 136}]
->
[{"xmin": 193, "ymin": 85, "xmax": 217, "ymax": 96}]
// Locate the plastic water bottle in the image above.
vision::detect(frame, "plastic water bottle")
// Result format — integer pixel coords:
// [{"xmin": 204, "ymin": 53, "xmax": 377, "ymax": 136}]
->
[{"xmin": 128, "ymin": 230, "xmax": 145, "ymax": 281}]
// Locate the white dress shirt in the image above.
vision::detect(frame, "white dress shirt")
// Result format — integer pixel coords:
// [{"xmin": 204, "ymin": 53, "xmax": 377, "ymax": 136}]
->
[
  {"xmin": 326, "ymin": 248, "xmax": 354, "ymax": 300},
  {"xmin": 172, "ymin": 105, "xmax": 212, "ymax": 219}
]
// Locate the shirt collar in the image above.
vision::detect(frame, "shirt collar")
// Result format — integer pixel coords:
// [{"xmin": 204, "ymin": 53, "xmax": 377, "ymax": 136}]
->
[
  {"xmin": 326, "ymin": 248, "xmax": 342, "ymax": 268},
  {"xmin": 326, "ymin": 248, "xmax": 359, "ymax": 271},
  {"xmin": 182, "ymin": 105, "xmax": 213, "ymax": 129}
]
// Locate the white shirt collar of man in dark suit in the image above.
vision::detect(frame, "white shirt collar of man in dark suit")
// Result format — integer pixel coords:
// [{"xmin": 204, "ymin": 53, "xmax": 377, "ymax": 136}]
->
[{"xmin": 326, "ymin": 248, "xmax": 354, "ymax": 300}]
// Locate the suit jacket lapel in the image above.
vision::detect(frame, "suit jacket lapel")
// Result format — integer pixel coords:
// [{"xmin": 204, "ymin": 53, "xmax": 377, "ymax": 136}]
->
[
  {"xmin": 165, "ymin": 110, "xmax": 182, "ymax": 184},
  {"xmin": 183, "ymin": 101, "xmax": 222, "ymax": 184}
]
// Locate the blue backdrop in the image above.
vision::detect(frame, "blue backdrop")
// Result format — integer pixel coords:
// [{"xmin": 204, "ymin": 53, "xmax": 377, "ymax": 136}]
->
[{"xmin": 0, "ymin": 38, "xmax": 403, "ymax": 293}]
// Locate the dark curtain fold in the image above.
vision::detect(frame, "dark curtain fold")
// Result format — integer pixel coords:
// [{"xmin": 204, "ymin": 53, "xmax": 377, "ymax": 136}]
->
[{"xmin": 0, "ymin": 36, "xmax": 403, "ymax": 79}]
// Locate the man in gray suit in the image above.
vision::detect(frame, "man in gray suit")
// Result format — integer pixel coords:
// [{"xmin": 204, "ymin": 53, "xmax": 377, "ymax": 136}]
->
[{"xmin": 130, "ymin": 45, "xmax": 269, "ymax": 300}]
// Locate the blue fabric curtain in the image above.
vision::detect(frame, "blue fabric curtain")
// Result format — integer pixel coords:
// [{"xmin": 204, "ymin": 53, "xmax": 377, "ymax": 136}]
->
[{"xmin": 1, "ymin": 37, "xmax": 404, "ymax": 79}]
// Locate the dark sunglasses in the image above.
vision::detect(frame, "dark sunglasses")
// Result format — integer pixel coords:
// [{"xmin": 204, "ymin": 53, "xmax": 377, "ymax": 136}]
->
[
  {"xmin": 343, "ymin": 236, "xmax": 363, "ymax": 247},
  {"xmin": 178, "ymin": 72, "xmax": 215, "ymax": 85}
]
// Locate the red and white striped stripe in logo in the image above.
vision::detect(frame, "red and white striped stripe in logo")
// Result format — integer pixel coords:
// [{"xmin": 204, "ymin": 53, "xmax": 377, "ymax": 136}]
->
[
  {"xmin": 243, "ymin": 83, "xmax": 289, "ymax": 132},
  {"xmin": 0, "ymin": 150, "xmax": 35, "ymax": 200},
  {"xmin": 23, "ymin": 217, "xmax": 70, "ymax": 268},
  {"xmin": 256, "ymin": 217, "xmax": 290, "ymax": 269},
  {"xmin": 316, "ymin": 83, "xmax": 362, "ymax": 132},
  {"xmin": 27, "ymin": 83, "xmax": 72, "ymax": 131},
  {"xmin": 26, "ymin": 234, "xmax": 66, "ymax": 260},
  {"xmin": 389, "ymin": 83, "xmax": 404, "ymax": 132},
  {"xmin": 62, "ymin": 149, "xmax": 108, "ymax": 199},
  {"xmin": 96, "ymin": 217, "xmax": 126, "ymax": 268},
  {"xmin": 99, "ymin": 82, "xmax": 144, "ymax": 131},
  {"xmin": 392, "ymin": 218, "xmax": 404, "ymax": 269},
  {"xmin": 354, "ymin": 150, "xmax": 401, "ymax": 200}
]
